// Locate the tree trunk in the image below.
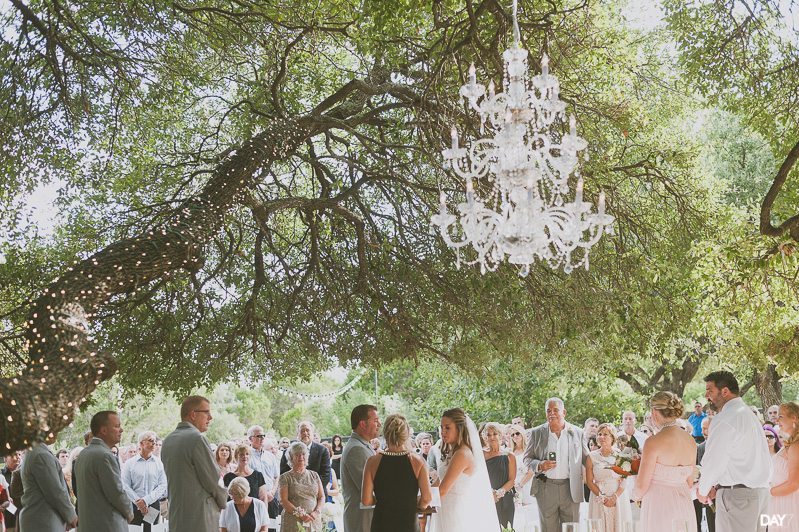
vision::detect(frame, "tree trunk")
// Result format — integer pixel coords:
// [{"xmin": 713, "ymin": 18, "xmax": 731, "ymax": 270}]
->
[
  {"xmin": 0, "ymin": 118, "xmax": 312, "ymax": 452},
  {"xmin": 754, "ymin": 363, "xmax": 783, "ymax": 409}
]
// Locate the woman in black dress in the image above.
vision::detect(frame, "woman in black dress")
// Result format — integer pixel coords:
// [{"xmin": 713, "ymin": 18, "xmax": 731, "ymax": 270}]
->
[
  {"xmin": 223, "ymin": 444, "xmax": 268, "ymax": 502},
  {"xmin": 483, "ymin": 422, "xmax": 516, "ymax": 529},
  {"xmin": 330, "ymin": 434, "xmax": 344, "ymax": 479},
  {"xmin": 361, "ymin": 414, "xmax": 432, "ymax": 532}
]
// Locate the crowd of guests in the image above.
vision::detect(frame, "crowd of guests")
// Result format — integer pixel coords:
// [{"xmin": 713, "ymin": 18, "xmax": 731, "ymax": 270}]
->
[{"xmin": 1, "ymin": 370, "xmax": 798, "ymax": 532}]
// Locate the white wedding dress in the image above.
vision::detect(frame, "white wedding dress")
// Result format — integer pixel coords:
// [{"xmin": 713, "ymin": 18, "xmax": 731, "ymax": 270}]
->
[{"xmin": 430, "ymin": 417, "xmax": 500, "ymax": 531}]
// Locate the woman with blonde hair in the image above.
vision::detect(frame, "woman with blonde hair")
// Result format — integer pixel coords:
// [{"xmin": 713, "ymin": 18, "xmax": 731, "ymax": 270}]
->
[
  {"xmin": 483, "ymin": 422, "xmax": 516, "ymax": 529},
  {"xmin": 633, "ymin": 391, "xmax": 697, "ymax": 531},
  {"xmin": 586, "ymin": 423, "xmax": 632, "ymax": 531},
  {"xmin": 223, "ymin": 445, "xmax": 268, "ymax": 504},
  {"xmin": 768, "ymin": 401, "xmax": 799, "ymax": 528},
  {"xmin": 361, "ymin": 414, "xmax": 431, "ymax": 531},
  {"xmin": 508, "ymin": 424, "xmax": 537, "ymax": 531},
  {"xmin": 429, "ymin": 408, "xmax": 499, "ymax": 531}
]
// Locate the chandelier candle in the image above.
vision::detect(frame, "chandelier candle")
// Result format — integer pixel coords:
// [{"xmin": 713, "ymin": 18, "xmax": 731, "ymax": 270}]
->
[{"xmin": 431, "ymin": 3, "xmax": 614, "ymax": 275}]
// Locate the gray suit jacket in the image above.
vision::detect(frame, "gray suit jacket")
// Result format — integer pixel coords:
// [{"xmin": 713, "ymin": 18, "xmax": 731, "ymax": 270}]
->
[
  {"xmin": 523, "ymin": 423, "xmax": 587, "ymax": 504},
  {"xmin": 161, "ymin": 421, "xmax": 227, "ymax": 532},
  {"xmin": 18, "ymin": 442, "xmax": 77, "ymax": 531},
  {"xmin": 75, "ymin": 438, "xmax": 133, "ymax": 532},
  {"xmin": 341, "ymin": 432, "xmax": 375, "ymax": 532}
]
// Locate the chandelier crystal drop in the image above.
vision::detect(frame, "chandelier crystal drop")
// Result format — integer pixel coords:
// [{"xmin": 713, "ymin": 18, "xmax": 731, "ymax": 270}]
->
[{"xmin": 431, "ymin": 4, "xmax": 614, "ymax": 276}]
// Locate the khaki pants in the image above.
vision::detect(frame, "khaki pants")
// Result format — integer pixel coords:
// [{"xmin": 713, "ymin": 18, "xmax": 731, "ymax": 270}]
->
[
  {"xmin": 535, "ymin": 479, "xmax": 580, "ymax": 532},
  {"xmin": 715, "ymin": 487, "xmax": 768, "ymax": 532}
]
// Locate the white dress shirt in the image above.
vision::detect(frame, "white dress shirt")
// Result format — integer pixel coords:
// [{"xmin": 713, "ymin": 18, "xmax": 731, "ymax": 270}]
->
[
  {"xmin": 698, "ymin": 397, "xmax": 772, "ymax": 495},
  {"xmin": 249, "ymin": 448, "xmax": 279, "ymax": 492},
  {"xmin": 121, "ymin": 454, "xmax": 167, "ymax": 505},
  {"xmin": 545, "ymin": 423, "xmax": 572, "ymax": 479}
]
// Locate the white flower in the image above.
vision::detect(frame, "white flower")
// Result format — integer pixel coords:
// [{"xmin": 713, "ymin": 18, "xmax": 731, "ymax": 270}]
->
[{"xmin": 621, "ymin": 461, "xmax": 632, "ymax": 472}]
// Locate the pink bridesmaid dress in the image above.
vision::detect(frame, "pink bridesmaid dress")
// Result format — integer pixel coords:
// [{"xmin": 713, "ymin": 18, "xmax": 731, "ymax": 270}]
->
[
  {"xmin": 640, "ymin": 463, "xmax": 697, "ymax": 532},
  {"xmin": 769, "ymin": 449, "xmax": 799, "ymax": 531}
]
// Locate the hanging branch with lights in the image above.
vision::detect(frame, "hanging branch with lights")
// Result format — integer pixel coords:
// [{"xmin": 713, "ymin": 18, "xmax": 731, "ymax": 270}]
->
[{"xmin": 0, "ymin": 118, "xmax": 314, "ymax": 451}]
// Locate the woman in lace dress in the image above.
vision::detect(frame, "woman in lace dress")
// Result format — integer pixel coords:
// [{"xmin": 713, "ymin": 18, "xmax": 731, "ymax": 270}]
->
[
  {"xmin": 430, "ymin": 408, "xmax": 499, "ymax": 532},
  {"xmin": 586, "ymin": 423, "xmax": 631, "ymax": 532},
  {"xmin": 769, "ymin": 402, "xmax": 799, "ymax": 531},
  {"xmin": 279, "ymin": 442, "xmax": 324, "ymax": 531},
  {"xmin": 633, "ymin": 392, "xmax": 697, "ymax": 532}
]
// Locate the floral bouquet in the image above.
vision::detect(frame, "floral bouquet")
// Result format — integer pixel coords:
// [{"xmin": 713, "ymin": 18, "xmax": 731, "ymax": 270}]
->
[{"xmin": 609, "ymin": 447, "xmax": 640, "ymax": 477}]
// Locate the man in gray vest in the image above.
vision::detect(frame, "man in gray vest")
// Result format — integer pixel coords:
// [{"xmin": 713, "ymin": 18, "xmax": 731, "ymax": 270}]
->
[
  {"xmin": 161, "ymin": 395, "xmax": 227, "ymax": 532},
  {"xmin": 523, "ymin": 397, "xmax": 587, "ymax": 532},
  {"xmin": 341, "ymin": 404, "xmax": 381, "ymax": 532},
  {"xmin": 18, "ymin": 442, "xmax": 77, "ymax": 531},
  {"xmin": 75, "ymin": 410, "xmax": 134, "ymax": 531}
]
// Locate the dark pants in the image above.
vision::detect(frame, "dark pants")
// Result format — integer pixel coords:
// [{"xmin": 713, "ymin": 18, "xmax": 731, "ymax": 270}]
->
[
  {"xmin": 131, "ymin": 500, "xmax": 161, "ymax": 532},
  {"xmin": 693, "ymin": 498, "xmax": 715, "ymax": 532},
  {"xmin": 268, "ymin": 498, "xmax": 282, "ymax": 532}
]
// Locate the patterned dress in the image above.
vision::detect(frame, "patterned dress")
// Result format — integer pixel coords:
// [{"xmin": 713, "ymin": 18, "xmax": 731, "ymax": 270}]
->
[
  {"xmin": 279, "ymin": 469, "xmax": 323, "ymax": 531},
  {"xmin": 587, "ymin": 450, "xmax": 632, "ymax": 532}
]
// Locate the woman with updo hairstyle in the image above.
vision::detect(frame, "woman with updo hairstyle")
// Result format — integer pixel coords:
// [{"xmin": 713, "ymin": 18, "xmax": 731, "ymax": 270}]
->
[
  {"xmin": 482, "ymin": 422, "xmax": 516, "ymax": 528},
  {"xmin": 586, "ymin": 423, "xmax": 632, "ymax": 531},
  {"xmin": 633, "ymin": 391, "xmax": 697, "ymax": 531},
  {"xmin": 361, "ymin": 414, "xmax": 432, "ymax": 531},
  {"xmin": 219, "ymin": 476, "xmax": 269, "ymax": 532},
  {"xmin": 768, "ymin": 401, "xmax": 799, "ymax": 525}
]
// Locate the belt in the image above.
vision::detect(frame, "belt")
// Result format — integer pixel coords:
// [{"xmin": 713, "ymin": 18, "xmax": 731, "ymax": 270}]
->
[
  {"xmin": 536, "ymin": 476, "xmax": 568, "ymax": 484},
  {"xmin": 716, "ymin": 484, "xmax": 751, "ymax": 490}
]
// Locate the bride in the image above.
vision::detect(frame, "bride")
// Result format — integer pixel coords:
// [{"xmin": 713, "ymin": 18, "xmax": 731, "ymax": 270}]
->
[{"xmin": 430, "ymin": 408, "xmax": 500, "ymax": 531}]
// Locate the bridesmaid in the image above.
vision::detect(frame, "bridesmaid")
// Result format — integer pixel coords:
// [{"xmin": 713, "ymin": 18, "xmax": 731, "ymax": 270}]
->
[
  {"xmin": 633, "ymin": 391, "xmax": 697, "ymax": 532},
  {"xmin": 585, "ymin": 423, "xmax": 632, "ymax": 531},
  {"xmin": 769, "ymin": 402, "xmax": 799, "ymax": 530},
  {"xmin": 483, "ymin": 423, "xmax": 516, "ymax": 529},
  {"xmin": 361, "ymin": 414, "xmax": 431, "ymax": 532}
]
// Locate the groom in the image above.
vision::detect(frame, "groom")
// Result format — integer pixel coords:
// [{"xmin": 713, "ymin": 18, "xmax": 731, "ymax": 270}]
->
[{"xmin": 524, "ymin": 397, "xmax": 587, "ymax": 532}]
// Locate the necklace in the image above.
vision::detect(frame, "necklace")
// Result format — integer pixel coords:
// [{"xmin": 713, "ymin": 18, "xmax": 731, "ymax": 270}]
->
[
  {"xmin": 382, "ymin": 450, "xmax": 409, "ymax": 456},
  {"xmin": 659, "ymin": 421, "xmax": 679, "ymax": 429}
]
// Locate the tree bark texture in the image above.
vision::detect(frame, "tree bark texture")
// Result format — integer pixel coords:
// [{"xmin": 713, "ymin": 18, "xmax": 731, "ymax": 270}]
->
[{"xmin": 0, "ymin": 117, "xmax": 312, "ymax": 452}]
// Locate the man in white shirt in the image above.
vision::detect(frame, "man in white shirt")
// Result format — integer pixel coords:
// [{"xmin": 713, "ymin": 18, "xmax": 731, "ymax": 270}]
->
[
  {"xmin": 698, "ymin": 371, "xmax": 771, "ymax": 531},
  {"xmin": 620, "ymin": 410, "xmax": 648, "ymax": 450},
  {"xmin": 524, "ymin": 397, "xmax": 586, "ymax": 532},
  {"xmin": 247, "ymin": 425, "xmax": 280, "ymax": 531},
  {"xmin": 122, "ymin": 431, "xmax": 167, "ymax": 531}
]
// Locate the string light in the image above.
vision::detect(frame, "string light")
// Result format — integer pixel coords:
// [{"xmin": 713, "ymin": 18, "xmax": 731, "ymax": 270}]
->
[
  {"xmin": 274, "ymin": 369, "xmax": 367, "ymax": 401},
  {"xmin": 1, "ymin": 118, "xmax": 315, "ymax": 452}
]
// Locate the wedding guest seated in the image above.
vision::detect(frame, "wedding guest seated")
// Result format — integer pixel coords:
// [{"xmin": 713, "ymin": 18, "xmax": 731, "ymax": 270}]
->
[
  {"xmin": 279, "ymin": 442, "xmax": 325, "ymax": 532},
  {"xmin": 362, "ymin": 414, "xmax": 431, "ymax": 532},
  {"xmin": 220, "ymin": 476, "xmax": 269, "ymax": 532},
  {"xmin": 223, "ymin": 445, "xmax": 268, "ymax": 504},
  {"xmin": 483, "ymin": 422, "xmax": 516, "ymax": 529},
  {"xmin": 217, "ymin": 443, "xmax": 236, "ymax": 476}
]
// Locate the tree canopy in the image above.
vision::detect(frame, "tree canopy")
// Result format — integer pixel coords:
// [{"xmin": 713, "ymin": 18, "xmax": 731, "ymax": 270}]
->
[{"xmin": 2, "ymin": 0, "xmax": 799, "ymax": 451}]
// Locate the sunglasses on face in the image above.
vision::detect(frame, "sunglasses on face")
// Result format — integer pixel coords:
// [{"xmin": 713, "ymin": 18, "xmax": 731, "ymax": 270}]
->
[
  {"xmin": 251, "ymin": 435, "xmax": 266, "ymax": 439},
  {"xmin": 511, "ymin": 432, "xmax": 521, "ymax": 436}
]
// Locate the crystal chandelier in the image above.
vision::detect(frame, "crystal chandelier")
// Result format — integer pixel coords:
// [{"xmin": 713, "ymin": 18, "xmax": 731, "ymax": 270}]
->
[{"xmin": 431, "ymin": 3, "xmax": 614, "ymax": 276}]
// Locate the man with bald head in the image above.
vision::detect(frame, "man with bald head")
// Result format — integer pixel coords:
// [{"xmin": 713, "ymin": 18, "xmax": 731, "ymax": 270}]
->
[
  {"xmin": 279, "ymin": 420, "xmax": 331, "ymax": 495},
  {"xmin": 621, "ymin": 410, "xmax": 648, "ymax": 450},
  {"xmin": 161, "ymin": 395, "xmax": 227, "ymax": 531}
]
